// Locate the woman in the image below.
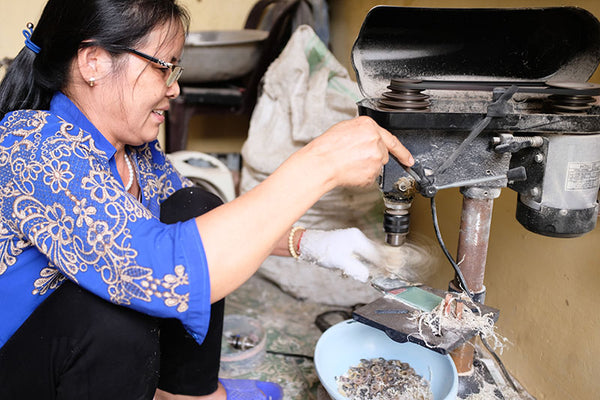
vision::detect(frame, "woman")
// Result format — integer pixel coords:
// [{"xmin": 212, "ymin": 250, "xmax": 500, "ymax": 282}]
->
[{"xmin": 0, "ymin": 0, "xmax": 414, "ymax": 399}]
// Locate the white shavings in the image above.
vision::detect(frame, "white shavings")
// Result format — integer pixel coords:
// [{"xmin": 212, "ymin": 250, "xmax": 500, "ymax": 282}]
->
[{"xmin": 407, "ymin": 293, "xmax": 510, "ymax": 353}]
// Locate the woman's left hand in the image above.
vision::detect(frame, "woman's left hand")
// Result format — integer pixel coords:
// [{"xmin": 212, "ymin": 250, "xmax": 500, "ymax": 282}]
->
[{"xmin": 298, "ymin": 228, "xmax": 381, "ymax": 282}]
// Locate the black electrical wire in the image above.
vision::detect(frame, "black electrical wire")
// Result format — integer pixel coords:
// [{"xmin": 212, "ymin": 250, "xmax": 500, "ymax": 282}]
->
[
  {"xmin": 479, "ymin": 332, "xmax": 519, "ymax": 393},
  {"xmin": 430, "ymin": 197, "xmax": 473, "ymax": 299},
  {"xmin": 429, "ymin": 196, "xmax": 520, "ymax": 394},
  {"xmin": 266, "ymin": 349, "xmax": 314, "ymax": 361}
]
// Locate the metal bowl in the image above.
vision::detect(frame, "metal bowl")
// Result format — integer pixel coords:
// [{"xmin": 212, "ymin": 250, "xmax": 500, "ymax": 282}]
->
[
  {"xmin": 181, "ymin": 29, "xmax": 268, "ymax": 83},
  {"xmin": 314, "ymin": 320, "xmax": 458, "ymax": 400}
]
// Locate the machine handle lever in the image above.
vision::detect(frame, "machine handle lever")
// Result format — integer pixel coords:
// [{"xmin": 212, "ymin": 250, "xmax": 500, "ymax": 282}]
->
[
  {"xmin": 401, "ymin": 160, "xmax": 433, "ymax": 186},
  {"xmin": 401, "ymin": 161, "xmax": 526, "ymax": 197},
  {"xmin": 435, "ymin": 85, "xmax": 518, "ymax": 175},
  {"xmin": 430, "ymin": 167, "xmax": 527, "ymax": 192}
]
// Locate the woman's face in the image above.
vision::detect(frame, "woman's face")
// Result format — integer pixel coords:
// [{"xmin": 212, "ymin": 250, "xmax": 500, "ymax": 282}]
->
[{"xmin": 98, "ymin": 21, "xmax": 185, "ymax": 148}]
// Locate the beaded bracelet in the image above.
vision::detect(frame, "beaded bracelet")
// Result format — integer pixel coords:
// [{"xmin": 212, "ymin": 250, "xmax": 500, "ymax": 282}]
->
[{"xmin": 288, "ymin": 226, "xmax": 304, "ymax": 259}]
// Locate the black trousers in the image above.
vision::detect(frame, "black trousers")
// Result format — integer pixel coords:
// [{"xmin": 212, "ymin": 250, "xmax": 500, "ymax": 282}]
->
[{"xmin": 0, "ymin": 187, "xmax": 225, "ymax": 400}]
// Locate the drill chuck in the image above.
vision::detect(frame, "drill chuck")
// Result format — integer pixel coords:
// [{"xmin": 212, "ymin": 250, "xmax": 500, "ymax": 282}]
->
[{"xmin": 383, "ymin": 210, "xmax": 410, "ymax": 246}]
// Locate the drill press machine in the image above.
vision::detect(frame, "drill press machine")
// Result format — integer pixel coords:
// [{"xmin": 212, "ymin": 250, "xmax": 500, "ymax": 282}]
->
[{"xmin": 349, "ymin": 5, "xmax": 600, "ymax": 377}]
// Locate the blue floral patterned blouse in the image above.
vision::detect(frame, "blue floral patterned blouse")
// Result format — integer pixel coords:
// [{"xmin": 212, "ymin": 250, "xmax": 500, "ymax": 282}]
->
[{"xmin": 0, "ymin": 92, "xmax": 211, "ymax": 348}]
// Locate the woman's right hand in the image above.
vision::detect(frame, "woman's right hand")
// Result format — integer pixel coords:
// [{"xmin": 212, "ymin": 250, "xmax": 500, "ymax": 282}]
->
[
  {"xmin": 197, "ymin": 115, "xmax": 413, "ymax": 302},
  {"xmin": 295, "ymin": 116, "xmax": 414, "ymax": 191}
]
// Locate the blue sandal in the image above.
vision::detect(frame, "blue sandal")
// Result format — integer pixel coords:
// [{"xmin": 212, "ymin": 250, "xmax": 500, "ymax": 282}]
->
[{"xmin": 219, "ymin": 378, "xmax": 283, "ymax": 400}]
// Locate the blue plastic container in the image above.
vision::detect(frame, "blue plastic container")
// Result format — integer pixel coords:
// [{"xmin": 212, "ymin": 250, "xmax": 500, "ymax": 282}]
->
[{"xmin": 314, "ymin": 320, "xmax": 458, "ymax": 400}]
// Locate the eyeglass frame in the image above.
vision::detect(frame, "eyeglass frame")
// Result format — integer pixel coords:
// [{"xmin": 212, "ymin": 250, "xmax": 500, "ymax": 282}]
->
[{"xmin": 125, "ymin": 47, "xmax": 184, "ymax": 87}]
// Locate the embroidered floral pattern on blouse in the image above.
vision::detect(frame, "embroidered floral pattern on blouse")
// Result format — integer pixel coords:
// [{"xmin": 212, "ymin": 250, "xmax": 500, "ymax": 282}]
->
[{"xmin": 0, "ymin": 110, "xmax": 190, "ymax": 311}]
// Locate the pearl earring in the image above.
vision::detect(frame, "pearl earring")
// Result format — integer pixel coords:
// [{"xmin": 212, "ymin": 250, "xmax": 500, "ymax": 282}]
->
[{"xmin": 89, "ymin": 77, "xmax": 95, "ymax": 87}]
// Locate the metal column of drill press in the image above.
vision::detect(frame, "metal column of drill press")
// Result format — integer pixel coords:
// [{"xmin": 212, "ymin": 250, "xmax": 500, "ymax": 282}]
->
[{"xmin": 448, "ymin": 187, "xmax": 500, "ymax": 373}]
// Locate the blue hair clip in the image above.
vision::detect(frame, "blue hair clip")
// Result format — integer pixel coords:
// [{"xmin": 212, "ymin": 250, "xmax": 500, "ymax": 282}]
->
[{"xmin": 22, "ymin": 22, "xmax": 41, "ymax": 54}]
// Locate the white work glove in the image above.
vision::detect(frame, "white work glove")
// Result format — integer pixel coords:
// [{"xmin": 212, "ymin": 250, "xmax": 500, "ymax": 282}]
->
[{"xmin": 298, "ymin": 228, "xmax": 381, "ymax": 282}]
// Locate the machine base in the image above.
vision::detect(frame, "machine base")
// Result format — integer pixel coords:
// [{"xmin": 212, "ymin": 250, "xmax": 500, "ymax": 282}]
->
[{"xmin": 352, "ymin": 286, "xmax": 500, "ymax": 355}]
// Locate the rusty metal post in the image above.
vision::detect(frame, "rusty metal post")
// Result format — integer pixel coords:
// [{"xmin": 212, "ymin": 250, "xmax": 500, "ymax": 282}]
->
[{"xmin": 450, "ymin": 187, "xmax": 500, "ymax": 374}]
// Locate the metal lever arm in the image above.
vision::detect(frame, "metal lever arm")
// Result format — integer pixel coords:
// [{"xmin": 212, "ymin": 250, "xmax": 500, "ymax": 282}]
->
[
  {"xmin": 403, "ymin": 162, "xmax": 526, "ymax": 197},
  {"xmin": 435, "ymin": 85, "xmax": 519, "ymax": 175},
  {"xmin": 399, "ymin": 87, "xmax": 520, "ymax": 198},
  {"xmin": 434, "ymin": 166, "xmax": 527, "ymax": 191}
]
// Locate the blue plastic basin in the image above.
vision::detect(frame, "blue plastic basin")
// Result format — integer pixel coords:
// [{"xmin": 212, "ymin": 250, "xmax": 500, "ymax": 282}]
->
[{"xmin": 314, "ymin": 320, "xmax": 458, "ymax": 400}]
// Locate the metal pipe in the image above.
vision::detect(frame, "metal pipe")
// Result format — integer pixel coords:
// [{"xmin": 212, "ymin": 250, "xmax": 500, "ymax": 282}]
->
[{"xmin": 450, "ymin": 187, "xmax": 499, "ymax": 374}]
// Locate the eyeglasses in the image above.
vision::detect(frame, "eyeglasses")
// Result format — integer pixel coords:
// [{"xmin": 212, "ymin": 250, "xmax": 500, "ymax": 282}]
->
[{"xmin": 125, "ymin": 48, "xmax": 184, "ymax": 87}]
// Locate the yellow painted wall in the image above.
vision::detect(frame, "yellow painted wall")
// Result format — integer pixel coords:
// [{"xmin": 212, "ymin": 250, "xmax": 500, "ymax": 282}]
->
[
  {"xmin": 329, "ymin": 1, "xmax": 600, "ymax": 399},
  {"xmin": 0, "ymin": 0, "xmax": 249, "ymax": 60},
  {"xmin": 0, "ymin": 1, "xmax": 45, "ymax": 58},
  {"xmin": 2, "ymin": 1, "xmax": 599, "ymax": 399}
]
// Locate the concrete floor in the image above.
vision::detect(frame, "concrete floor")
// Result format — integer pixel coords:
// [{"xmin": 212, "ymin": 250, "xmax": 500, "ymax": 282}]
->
[{"xmin": 220, "ymin": 274, "xmax": 342, "ymax": 399}]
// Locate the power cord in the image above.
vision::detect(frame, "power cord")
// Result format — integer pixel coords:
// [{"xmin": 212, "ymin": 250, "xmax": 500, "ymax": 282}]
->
[
  {"xmin": 430, "ymin": 197, "xmax": 472, "ymax": 298},
  {"xmin": 430, "ymin": 196, "xmax": 519, "ymax": 393},
  {"xmin": 261, "ymin": 309, "xmax": 356, "ymax": 362},
  {"xmin": 266, "ymin": 349, "xmax": 314, "ymax": 361}
]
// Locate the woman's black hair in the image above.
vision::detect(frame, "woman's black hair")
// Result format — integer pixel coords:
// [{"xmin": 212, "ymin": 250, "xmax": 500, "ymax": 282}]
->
[{"xmin": 0, "ymin": 0, "xmax": 190, "ymax": 119}]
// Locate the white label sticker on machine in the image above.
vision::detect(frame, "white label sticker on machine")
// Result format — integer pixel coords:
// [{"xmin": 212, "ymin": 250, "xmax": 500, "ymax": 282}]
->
[{"xmin": 565, "ymin": 160, "xmax": 600, "ymax": 191}]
